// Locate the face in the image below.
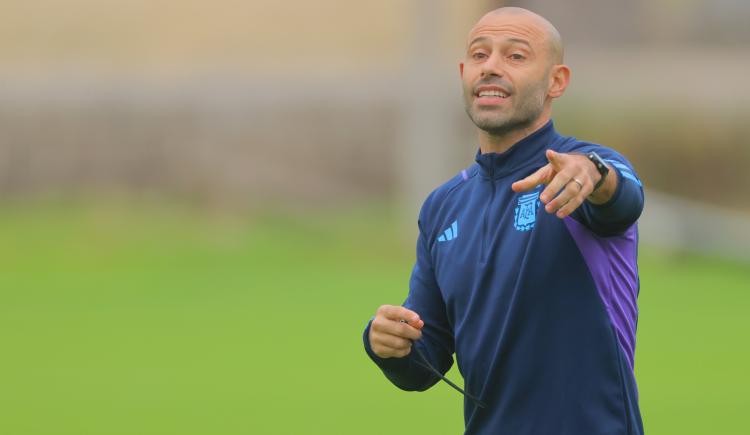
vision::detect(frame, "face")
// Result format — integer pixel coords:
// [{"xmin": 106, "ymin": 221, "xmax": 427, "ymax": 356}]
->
[{"xmin": 460, "ymin": 13, "xmax": 558, "ymax": 136}]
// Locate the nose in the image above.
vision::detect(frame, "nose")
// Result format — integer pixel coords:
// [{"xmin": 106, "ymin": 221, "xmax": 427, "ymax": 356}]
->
[{"xmin": 480, "ymin": 52, "xmax": 505, "ymax": 79}]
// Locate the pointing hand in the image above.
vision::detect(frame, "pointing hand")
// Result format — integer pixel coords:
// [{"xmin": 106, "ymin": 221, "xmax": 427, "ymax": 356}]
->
[{"xmin": 511, "ymin": 149, "xmax": 615, "ymax": 218}]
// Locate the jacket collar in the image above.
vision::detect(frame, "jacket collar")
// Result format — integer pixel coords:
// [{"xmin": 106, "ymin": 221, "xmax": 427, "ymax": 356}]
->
[{"xmin": 475, "ymin": 120, "xmax": 560, "ymax": 179}]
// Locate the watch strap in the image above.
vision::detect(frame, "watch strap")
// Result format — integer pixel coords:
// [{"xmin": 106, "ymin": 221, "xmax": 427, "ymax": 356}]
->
[{"xmin": 587, "ymin": 151, "xmax": 610, "ymax": 192}]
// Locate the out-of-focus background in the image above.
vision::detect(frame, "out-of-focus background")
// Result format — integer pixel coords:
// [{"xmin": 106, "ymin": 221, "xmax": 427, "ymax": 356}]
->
[{"xmin": 1, "ymin": 0, "xmax": 748, "ymax": 434}]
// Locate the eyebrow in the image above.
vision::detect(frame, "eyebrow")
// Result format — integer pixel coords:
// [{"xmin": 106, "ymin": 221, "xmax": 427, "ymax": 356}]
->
[
  {"xmin": 467, "ymin": 36, "xmax": 491, "ymax": 48},
  {"xmin": 506, "ymin": 37, "xmax": 532, "ymax": 50},
  {"xmin": 467, "ymin": 36, "xmax": 533, "ymax": 50}
]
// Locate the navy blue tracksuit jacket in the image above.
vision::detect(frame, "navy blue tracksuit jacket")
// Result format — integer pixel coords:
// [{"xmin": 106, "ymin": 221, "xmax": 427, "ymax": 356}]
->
[{"xmin": 363, "ymin": 121, "xmax": 645, "ymax": 434}]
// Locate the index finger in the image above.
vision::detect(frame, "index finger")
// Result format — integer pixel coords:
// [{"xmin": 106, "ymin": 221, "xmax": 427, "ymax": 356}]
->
[{"xmin": 512, "ymin": 164, "xmax": 553, "ymax": 193}]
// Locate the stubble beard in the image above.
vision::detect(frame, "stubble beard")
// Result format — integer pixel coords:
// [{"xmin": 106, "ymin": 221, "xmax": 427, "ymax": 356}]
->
[{"xmin": 464, "ymin": 81, "xmax": 547, "ymax": 137}]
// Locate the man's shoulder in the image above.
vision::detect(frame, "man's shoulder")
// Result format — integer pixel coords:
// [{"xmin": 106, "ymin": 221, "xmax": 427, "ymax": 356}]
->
[{"xmin": 418, "ymin": 164, "xmax": 478, "ymax": 222}]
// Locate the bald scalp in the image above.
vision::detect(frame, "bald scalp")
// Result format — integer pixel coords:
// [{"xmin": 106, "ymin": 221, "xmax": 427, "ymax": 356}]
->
[{"xmin": 470, "ymin": 7, "xmax": 564, "ymax": 65}]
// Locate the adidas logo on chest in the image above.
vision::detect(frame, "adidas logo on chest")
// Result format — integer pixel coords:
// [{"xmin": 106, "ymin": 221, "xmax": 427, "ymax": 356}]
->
[{"xmin": 437, "ymin": 220, "xmax": 458, "ymax": 242}]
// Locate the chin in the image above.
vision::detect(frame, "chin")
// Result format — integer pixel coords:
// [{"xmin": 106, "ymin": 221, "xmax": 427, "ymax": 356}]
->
[
  {"xmin": 473, "ymin": 115, "xmax": 513, "ymax": 132},
  {"xmin": 477, "ymin": 117, "xmax": 535, "ymax": 136}
]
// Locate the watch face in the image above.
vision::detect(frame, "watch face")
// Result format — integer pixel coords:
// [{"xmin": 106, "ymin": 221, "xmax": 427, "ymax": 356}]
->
[{"xmin": 588, "ymin": 152, "xmax": 609, "ymax": 176}]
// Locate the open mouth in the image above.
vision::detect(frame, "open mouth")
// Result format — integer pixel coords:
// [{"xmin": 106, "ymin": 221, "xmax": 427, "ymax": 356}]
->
[
  {"xmin": 477, "ymin": 90, "xmax": 509, "ymax": 98},
  {"xmin": 474, "ymin": 86, "xmax": 511, "ymax": 105}
]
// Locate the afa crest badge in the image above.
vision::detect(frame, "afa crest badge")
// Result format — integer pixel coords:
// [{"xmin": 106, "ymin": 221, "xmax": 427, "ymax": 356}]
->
[{"xmin": 514, "ymin": 191, "xmax": 541, "ymax": 232}]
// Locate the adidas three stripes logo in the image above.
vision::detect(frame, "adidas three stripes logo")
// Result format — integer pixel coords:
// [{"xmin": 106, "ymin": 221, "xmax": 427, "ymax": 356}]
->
[{"xmin": 437, "ymin": 220, "xmax": 458, "ymax": 242}]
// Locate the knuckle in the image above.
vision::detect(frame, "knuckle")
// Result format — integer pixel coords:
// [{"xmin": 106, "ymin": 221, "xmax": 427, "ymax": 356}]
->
[
  {"xmin": 370, "ymin": 329, "xmax": 382, "ymax": 343},
  {"xmin": 372, "ymin": 318, "xmax": 391, "ymax": 334},
  {"xmin": 401, "ymin": 335, "xmax": 413, "ymax": 346},
  {"xmin": 371, "ymin": 317, "xmax": 383, "ymax": 331},
  {"xmin": 384, "ymin": 334, "xmax": 399, "ymax": 347},
  {"xmin": 372, "ymin": 344, "xmax": 385, "ymax": 356},
  {"xmin": 541, "ymin": 188, "xmax": 553, "ymax": 201},
  {"xmin": 377, "ymin": 335, "xmax": 390, "ymax": 347},
  {"xmin": 395, "ymin": 338, "xmax": 410, "ymax": 349},
  {"xmin": 399, "ymin": 323, "xmax": 412, "ymax": 336}
]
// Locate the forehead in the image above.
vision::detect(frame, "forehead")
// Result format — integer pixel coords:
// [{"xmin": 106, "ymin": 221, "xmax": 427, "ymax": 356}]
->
[{"xmin": 467, "ymin": 13, "xmax": 549, "ymax": 49}]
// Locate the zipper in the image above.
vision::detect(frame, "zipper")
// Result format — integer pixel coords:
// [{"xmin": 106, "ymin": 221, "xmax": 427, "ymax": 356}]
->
[{"xmin": 480, "ymin": 166, "xmax": 496, "ymax": 263}]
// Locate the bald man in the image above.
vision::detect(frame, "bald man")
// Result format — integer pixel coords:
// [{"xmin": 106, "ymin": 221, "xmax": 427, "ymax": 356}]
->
[{"xmin": 363, "ymin": 7, "xmax": 645, "ymax": 435}]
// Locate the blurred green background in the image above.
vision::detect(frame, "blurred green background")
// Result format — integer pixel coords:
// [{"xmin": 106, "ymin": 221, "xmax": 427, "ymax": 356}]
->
[
  {"xmin": 1, "ymin": 0, "xmax": 749, "ymax": 434},
  {"xmin": 0, "ymin": 201, "xmax": 747, "ymax": 434}
]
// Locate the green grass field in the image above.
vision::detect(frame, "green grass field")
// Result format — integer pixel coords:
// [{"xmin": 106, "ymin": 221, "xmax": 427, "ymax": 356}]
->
[{"xmin": 0, "ymin": 200, "xmax": 747, "ymax": 434}]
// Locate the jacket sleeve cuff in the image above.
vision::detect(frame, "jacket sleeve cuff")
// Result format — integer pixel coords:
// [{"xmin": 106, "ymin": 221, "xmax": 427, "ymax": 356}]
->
[
  {"xmin": 581, "ymin": 166, "xmax": 644, "ymax": 236},
  {"xmin": 590, "ymin": 165, "xmax": 624, "ymax": 210}
]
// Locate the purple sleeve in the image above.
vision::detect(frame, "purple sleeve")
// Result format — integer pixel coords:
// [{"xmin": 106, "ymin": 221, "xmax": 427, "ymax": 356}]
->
[{"xmin": 572, "ymin": 148, "xmax": 645, "ymax": 236}]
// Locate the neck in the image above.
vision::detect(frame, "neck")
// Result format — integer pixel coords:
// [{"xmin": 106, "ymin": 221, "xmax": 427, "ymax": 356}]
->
[{"xmin": 478, "ymin": 112, "xmax": 551, "ymax": 154}]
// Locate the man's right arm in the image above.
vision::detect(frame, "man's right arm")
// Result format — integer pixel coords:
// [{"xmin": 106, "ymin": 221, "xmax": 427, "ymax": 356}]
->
[{"xmin": 363, "ymin": 204, "xmax": 455, "ymax": 391}]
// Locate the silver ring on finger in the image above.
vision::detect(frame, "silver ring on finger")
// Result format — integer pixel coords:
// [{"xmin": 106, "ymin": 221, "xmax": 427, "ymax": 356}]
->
[{"xmin": 570, "ymin": 177, "xmax": 584, "ymax": 191}]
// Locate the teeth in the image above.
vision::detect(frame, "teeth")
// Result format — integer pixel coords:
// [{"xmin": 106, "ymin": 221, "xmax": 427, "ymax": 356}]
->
[{"xmin": 478, "ymin": 90, "xmax": 508, "ymax": 98}]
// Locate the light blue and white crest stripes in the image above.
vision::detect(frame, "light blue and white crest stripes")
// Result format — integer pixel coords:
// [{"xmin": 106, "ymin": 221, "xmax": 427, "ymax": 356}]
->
[
  {"xmin": 437, "ymin": 220, "xmax": 458, "ymax": 242},
  {"xmin": 605, "ymin": 159, "xmax": 642, "ymax": 186},
  {"xmin": 514, "ymin": 191, "xmax": 541, "ymax": 231}
]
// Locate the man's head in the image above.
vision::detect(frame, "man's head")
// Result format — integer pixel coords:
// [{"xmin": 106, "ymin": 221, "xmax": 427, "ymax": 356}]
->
[{"xmin": 460, "ymin": 7, "xmax": 570, "ymax": 137}]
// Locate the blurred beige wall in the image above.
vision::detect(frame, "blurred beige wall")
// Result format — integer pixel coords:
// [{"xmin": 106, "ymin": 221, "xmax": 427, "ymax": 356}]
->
[
  {"xmin": 0, "ymin": 0, "xmax": 488, "ymax": 76},
  {"xmin": 0, "ymin": 0, "xmax": 493, "ymax": 206},
  {"xmin": 1, "ymin": 0, "xmax": 748, "ymax": 212}
]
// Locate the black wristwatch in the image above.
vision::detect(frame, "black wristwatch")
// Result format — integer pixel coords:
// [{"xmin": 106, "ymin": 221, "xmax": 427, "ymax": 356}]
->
[{"xmin": 587, "ymin": 151, "xmax": 610, "ymax": 192}]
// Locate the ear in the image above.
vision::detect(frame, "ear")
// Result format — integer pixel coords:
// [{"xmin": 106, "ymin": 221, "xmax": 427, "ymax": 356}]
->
[
  {"xmin": 459, "ymin": 62, "xmax": 465, "ymax": 79},
  {"xmin": 547, "ymin": 64, "xmax": 570, "ymax": 99}
]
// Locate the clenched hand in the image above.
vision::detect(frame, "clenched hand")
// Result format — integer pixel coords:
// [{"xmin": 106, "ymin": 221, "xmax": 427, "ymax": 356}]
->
[{"xmin": 369, "ymin": 305, "xmax": 424, "ymax": 358}]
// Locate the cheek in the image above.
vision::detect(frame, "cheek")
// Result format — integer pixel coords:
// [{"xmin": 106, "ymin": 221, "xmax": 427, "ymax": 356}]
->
[
  {"xmin": 461, "ymin": 65, "xmax": 481, "ymax": 84},
  {"xmin": 461, "ymin": 77, "xmax": 475, "ymax": 99},
  {"xmin": 517, "ymin": 74, "xmax": 548, "ymax": 99}
]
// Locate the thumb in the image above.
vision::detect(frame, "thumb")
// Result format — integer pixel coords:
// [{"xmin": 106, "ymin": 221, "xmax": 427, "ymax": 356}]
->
[
  {"xmin": 398, "ymin": 314, "xmax": 424, "ymax": 330},
  {"xmin": 395, "ymin": 307, "xmax": 424, "ymax": 330},
  {"xmin": 546, "ymin": 149, "xmax": 566, "ymax": 170},
  {"xmin": 409, "ymin": 318, "xmax": 425, "ymax": 330},
  {"xmin": 381, "ymin": 305, "xmax": 421, "ymax": 324}
]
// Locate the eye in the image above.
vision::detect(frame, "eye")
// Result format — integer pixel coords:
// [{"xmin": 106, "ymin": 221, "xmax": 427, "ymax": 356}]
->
[
  {"xmin": 471, "ymin": 51, "xmax": 488, "ymax": 61},
  {"xmin": 509, "ymin": 53, "xmax": 526, "ymax": 61}
]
